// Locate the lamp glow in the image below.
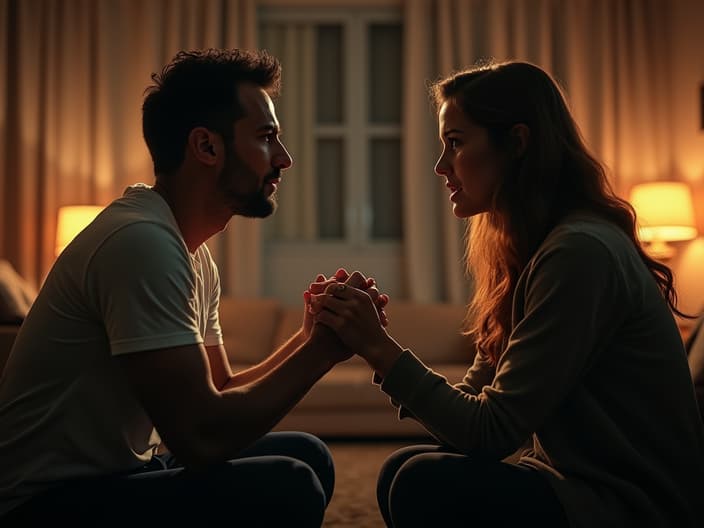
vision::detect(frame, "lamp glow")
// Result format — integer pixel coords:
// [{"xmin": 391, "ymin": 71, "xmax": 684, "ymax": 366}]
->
[
  {"xmin": 629, "ymin": 182, "xmax": 698, "ymax": 259},
  {"xmin": 55, "ymin": 205, "xmax": 103, "ymax": 257}
]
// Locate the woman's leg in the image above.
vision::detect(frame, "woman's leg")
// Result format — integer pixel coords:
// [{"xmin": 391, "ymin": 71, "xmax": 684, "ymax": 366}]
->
[
  {"xmin": 386, "ymin": 451, "xmax": 568, "ymax": 528},
  {"xmin": 377, "ymin": 444, "xmax": 455, "ymax": 527}
]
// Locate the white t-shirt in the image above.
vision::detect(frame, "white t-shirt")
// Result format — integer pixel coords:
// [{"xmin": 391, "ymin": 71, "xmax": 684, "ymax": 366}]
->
[{"xmin": 0, "ymin": 184, "xmax": 223, "ymax": 515}]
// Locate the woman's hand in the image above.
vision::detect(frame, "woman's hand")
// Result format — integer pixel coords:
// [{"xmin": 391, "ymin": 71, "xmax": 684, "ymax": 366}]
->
[
  {"xmin": 310, "ymin": 277, "xmax": 403, "ymax": 374},
  {"xmin": 306, "ymin": 268, "xmax": 389, "ymax": 327}
]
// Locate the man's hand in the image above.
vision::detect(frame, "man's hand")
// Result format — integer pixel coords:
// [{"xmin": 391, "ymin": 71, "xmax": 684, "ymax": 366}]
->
[
  {"xmin": 310, "ymin": 279, "xmax": 403, "ymax": 375},
  {"xmin": 306, "ymin": 268, "xmax": 389, "ymax": 327}
]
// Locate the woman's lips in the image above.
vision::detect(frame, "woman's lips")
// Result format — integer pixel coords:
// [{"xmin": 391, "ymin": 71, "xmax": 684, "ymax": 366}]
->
[{"xmin": 446, "ymin": 182, "xmax": 462, "ymax": 199}]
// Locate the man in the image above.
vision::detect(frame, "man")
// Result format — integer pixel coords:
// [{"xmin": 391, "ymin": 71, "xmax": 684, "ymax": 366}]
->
[{"xmin": 0, "ymin": 48, "xmax": 381, "ymax": 526}]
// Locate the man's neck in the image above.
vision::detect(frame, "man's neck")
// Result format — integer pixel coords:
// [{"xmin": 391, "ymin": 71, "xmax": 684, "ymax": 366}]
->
[{"xmin": 152, "ymin": 178, "xmax": 223, "ymax": 253}]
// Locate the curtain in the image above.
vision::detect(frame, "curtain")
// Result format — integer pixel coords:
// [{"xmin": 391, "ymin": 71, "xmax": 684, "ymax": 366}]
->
[
  {"xmin": 259, "ymin": 22, "xmax": 318, "ymax": 241},
  {"xmin": 0, "ymin": 0, "xmax": 260, "ymax": 295},
  {"xmin": 401, "ymin": 0, "xmax": 676, "ymax": 302}
]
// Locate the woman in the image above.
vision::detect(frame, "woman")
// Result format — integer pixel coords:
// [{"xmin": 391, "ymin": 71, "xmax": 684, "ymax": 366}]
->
[{"xmin": 310, "ymin": 61, "xmax": 704, "ymax": 527}]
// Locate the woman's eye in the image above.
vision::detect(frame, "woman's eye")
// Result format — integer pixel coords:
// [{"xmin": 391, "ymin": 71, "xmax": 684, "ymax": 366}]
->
[{"xmin": 447, "ymin": 138, "xmax": 458, "ymax": 149}]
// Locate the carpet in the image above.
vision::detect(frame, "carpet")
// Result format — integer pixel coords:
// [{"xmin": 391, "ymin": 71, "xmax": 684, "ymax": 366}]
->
[{"xmin": 323, "ymin": 441, "xmax": 409, "ymax": 528}]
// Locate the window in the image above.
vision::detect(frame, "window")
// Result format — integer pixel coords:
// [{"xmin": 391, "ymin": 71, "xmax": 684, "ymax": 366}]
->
[{"xmin": 258, "ymin": 6, "xmax": 404, "ymax": 303}]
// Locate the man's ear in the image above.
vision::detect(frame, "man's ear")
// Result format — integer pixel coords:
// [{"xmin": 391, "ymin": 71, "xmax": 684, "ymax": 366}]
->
[
  {"xmin": 509, "ymin": 123, "xmax": 530, "ymax": 159},
  {"xmin": 188, "ymin": 127, "xmax": 218, "ymax": 166}
]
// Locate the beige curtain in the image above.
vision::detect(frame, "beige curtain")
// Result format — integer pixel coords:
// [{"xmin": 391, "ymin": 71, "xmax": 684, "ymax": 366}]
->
[
  {"xmin": 259, "ymin": 22, "xmax": 318, "ymax": 241},
  {"xmin": 402, "ymin": 0, "xmax": 676, "ymax": 302},
  {"xmin": 0, "ymin": 0, "xmax": 260, "ymax": 295}
]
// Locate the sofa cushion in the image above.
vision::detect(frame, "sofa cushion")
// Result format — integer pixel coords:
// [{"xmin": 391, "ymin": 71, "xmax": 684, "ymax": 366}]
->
[
  {"xmin": 383, "ymin": 302, "xmax": 475, "ymax": 365},
  {"xmin": 219, "ymin": 297, "xmax": 282, "ymax": 364}
]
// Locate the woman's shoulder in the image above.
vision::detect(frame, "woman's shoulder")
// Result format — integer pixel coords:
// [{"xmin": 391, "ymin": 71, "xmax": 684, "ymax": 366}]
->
[{"xmin": 542, "ymin": 212, "xmax": 633, "ymax": 257}]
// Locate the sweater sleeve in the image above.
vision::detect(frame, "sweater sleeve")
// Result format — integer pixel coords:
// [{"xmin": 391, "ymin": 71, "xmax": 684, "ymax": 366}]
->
[{"xmin": 380, "ymin": 232, "xmax": 624, "ymax": 458}]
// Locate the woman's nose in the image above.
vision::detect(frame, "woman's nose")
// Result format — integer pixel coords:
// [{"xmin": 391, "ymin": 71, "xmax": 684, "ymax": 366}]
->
[{"xmin": 434, "ymin": 156, "xmax": 448, "ymax": 176}]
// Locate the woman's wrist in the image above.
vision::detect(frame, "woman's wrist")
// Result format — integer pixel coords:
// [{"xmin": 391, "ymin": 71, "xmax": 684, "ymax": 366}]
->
[{"xmin": 362, "ymin": 333, "xmax": 404, "ymax": 378}]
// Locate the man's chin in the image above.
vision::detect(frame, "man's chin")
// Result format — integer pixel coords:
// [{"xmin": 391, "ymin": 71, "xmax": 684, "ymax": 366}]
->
[{"xmin": 232, "ymin": 197, "xmax": 277, "ymax": 219}]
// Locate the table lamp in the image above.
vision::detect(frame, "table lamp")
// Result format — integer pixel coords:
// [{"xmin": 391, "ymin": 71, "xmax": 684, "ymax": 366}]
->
[
  {"xmin": 629, "ymin": 181, "xmax": 698, "ymax": 260},
  {"xmin": 55, "ymin": 205, "xmax": 103, "ymax": 257}
]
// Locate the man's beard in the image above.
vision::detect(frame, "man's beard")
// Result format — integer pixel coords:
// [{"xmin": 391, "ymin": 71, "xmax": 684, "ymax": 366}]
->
[{"xmin": 217, "ymin": 151, "xmax": 279, "ymax": 219}]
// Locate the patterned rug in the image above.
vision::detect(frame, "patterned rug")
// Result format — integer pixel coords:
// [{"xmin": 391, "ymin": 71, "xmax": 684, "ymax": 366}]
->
[{"xmin": 323, "ymin": 441, "xmax": 409, "ymax": 528}]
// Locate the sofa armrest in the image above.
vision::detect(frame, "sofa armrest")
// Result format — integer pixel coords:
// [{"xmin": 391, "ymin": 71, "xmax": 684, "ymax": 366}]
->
[{"xmin": 0, "ymin": 324, "xmax": 20, "ymax": 375}]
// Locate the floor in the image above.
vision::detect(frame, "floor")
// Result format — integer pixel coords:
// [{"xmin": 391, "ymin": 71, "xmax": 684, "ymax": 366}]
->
[{"xmin": 323, "ymin": 441, "xmax": 409, "ymax": 528}]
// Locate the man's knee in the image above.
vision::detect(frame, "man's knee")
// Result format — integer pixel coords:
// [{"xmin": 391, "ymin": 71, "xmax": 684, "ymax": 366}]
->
[{"xmin": 274, "ymin": 458, "xmax": 326, "ymax": 526}]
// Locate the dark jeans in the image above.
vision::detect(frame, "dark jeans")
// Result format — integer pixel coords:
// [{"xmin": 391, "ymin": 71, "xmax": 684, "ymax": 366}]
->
[
  {"xmin": 4, "ymin": 431, "xmax": 334, "ymax": 527},
  {"xmin": 377, "ymin": 444, "xmax": 569, "ymax": 528}
]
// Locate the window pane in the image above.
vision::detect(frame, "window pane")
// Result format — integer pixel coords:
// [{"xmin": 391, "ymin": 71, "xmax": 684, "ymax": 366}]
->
[
  {"xmin": 317, "ymin": 139, "xmax": 345, "ymax": 238},
  {"xmin": 368, "ymin": 24, "xmax": 402, "ymax": 124},
  {"xmin": 370, "ymin": 139, "xmax": 402, "ymax": 238},
  {"xmin": 316, "ymin": 25, "xmax": 344, "ymax": 124}
]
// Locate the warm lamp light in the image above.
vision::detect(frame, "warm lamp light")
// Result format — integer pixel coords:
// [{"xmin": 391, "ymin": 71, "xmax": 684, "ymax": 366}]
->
[
  {"xmin": 629, "ymin": 181, "xmax": 698, "ymax": 260},
  {"xmin": 55, "ymin": 205, "xmax": 103, "ymax": 257}
]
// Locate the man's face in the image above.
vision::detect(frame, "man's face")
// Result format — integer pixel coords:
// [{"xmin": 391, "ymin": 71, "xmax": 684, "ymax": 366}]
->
[{"xmin": 217, "ymin": 83, "xmax": 292, "ymax": 218}]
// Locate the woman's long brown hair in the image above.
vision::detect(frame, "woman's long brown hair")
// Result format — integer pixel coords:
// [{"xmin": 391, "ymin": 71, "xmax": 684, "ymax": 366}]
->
[{"xmin": 431, "ymin": 61, "xmax": 689, "ymax": 365}]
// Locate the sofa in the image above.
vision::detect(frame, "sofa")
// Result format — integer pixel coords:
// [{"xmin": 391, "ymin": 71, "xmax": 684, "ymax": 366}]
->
[
  {"xmin": 0, "ymin": 295, "xmax": 477, "ymax": 438},
  {"xmin": 220, "ymin": 297, "xmax": 475, "ymax": 437}
]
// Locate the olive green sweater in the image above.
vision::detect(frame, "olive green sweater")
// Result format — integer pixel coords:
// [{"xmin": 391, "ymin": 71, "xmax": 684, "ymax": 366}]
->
[{"xmin": 379, "ymin": 215, "xmax": 704, "ymax": 527}]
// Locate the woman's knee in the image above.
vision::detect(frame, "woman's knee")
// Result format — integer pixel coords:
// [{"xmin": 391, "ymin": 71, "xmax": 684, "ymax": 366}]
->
[{"xmin": 387, "ymin": 455, "xmax": 448, "ymax": 527}]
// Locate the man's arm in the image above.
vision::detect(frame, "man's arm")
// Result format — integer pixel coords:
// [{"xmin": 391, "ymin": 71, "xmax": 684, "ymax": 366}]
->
[
  {"xmin": 206, "ymin": 271, "xmax": 387, "ymax": 390},
  {"xmin": 205, "ymin": 329, "xmax": 305, "ymax": 390},
  {"xmin": 118, "ymin": 323, "xmax": 344, "ymax": 469}
]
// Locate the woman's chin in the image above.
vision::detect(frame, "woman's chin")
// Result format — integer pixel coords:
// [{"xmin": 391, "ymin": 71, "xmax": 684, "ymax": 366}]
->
[{"xmin": 452, "ymin": 204, "xmax": 471, "ymax": 218}]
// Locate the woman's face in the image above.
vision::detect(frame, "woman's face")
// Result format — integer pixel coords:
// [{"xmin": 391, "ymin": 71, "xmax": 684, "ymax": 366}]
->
[{"xmin": 434, "ymin": 100, "xmax": 506, "ymax": 218}]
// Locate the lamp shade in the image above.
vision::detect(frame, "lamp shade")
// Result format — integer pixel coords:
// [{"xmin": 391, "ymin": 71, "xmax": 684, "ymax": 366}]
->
[
  {"xmin": 629, "ymin": 182, "xmax": 698, "ymax": 243},
  {"xmin": 55, "ymin": 205, "xmax": 103, "ymax": 257}
]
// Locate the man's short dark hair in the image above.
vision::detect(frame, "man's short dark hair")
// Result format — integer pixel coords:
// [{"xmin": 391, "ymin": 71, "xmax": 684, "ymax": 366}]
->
[{"xmin": 142, "ymin": 48, "xmax": 281, "ymax": 176}]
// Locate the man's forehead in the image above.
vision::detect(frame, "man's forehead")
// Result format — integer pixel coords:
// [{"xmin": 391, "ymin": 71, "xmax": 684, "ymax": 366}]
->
[{"xmin": 237, "ymin": 82, "xmax": 279, "ymax": 127}]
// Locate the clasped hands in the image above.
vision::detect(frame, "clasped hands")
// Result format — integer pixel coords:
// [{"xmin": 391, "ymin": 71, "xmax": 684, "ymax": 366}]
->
[{"xmin": 303, "ymin": 268, "xmax": 404, "ymax": 376}]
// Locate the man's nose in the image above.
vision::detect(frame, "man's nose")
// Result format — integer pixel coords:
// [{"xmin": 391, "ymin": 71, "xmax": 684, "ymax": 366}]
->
[{"xmin": 275, "ymin": 143, "xmax": 293, "ymax": 170}]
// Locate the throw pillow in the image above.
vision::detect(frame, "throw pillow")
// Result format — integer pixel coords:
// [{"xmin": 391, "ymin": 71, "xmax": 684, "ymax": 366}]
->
[{"xmin": 0, "ymin": 259, "xmax": 37, "ymax": 324}]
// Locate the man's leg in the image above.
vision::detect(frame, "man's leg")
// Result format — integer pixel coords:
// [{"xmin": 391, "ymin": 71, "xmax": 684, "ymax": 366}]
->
[
  {"xmin": 5, "ymin": 435, "xmax": 332, "ymax": 527},
  {"xmin": 233, "ymin": 430, "xmax": 335, "ymax": 506},
  {"xmin": 154, "ymin": 430, "xmax": 335, "ymax": 507}
]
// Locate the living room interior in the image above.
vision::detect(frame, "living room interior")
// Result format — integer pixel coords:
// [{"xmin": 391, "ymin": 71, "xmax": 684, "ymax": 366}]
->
[{"xmin": 2, "ymin": 0, "xmax": 704, "ymax": 526}]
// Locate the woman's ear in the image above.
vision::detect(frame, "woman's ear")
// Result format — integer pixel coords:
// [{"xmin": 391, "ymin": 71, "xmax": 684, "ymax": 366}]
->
[{"xmin": 510, "ymin": 124, "xmax": 530, "ymax": 159}]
